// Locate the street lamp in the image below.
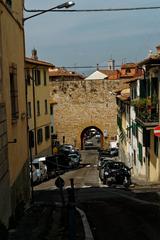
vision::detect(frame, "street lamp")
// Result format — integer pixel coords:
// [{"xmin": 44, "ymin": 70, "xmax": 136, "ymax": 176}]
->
[{"xmin": 23, "ymin": 1, "xmax": 75, "ymax": 22}]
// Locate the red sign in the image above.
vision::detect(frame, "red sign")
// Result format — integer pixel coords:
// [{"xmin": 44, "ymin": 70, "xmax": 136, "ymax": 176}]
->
[{"xmin": 154, "ymin": 125, "xmax": 160, "ymax": 137}]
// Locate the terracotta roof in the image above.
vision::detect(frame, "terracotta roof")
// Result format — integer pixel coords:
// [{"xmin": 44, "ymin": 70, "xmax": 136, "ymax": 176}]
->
[
  {"xmin": 125, "ymin": 76, "xmax": 144, "ymax": 83},
  {"xmin": 121, "ymin": 63, "xmax": 137, "ymax": 68},
  {"xmin": 99, "ymin": 69, "xmax": 118, "ymax": 75},
  {"xmin": 25, "ymin": 57, "xmax": 54, "ymax": 67},
  {"xmin": 49, "ymin": 67, "xmax": 84, "ymax": 79},
  {"xmin": 138, "ymin": 55, "xmax": 160, "ymax": 66}
]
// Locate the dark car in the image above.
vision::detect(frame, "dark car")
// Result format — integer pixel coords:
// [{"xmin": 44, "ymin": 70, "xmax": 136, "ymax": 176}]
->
[
  {"xmin": 98, "ymin": 148, "xmax": 118, "ymax": 159},
  {"xmin": 46, "ymin": 154, "xmax": 70, "ymax": 177},
  {"xmin": 67, "ymin": 153, "xmax": 81, "ymax": 168},
  {"xmin": 99, "ymin": 159, "xmax": 113, "ymax": 181},
  {"xmin": 58, "ymin": 144, "xmax": 80, "ymax": 156},
  {"xmin": 102, "ymin": 161, "xmax": 131, "ymax": 187}
]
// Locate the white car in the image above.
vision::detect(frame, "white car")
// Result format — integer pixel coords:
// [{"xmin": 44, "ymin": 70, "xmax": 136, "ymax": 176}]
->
[{"xmin": 32, "ymin": 157, "xmax": 48, "ymax": 182}]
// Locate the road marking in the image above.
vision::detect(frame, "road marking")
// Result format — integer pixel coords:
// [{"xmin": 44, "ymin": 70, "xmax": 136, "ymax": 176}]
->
[
  {"xmin": 86, "ymin": 164, "xmax": 91, "ymax": 168},
  {"xmin": 76, "ymin": 207, "xmax": 94, "ymax": 240}
]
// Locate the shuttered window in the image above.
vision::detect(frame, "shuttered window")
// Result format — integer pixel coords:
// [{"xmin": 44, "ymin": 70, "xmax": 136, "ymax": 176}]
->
[{"xmin": 10, "ymin": 63, "xmax": 19, "ymax": 122}]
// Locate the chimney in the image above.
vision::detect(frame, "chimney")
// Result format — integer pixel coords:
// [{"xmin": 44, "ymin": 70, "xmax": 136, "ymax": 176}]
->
[
  {"xmin": 107, "ymin": 59, "xmax": 115, "ymax": 70},
  {"xmin": 31, "ymin": 48, "xmax": 38, "ymax": 60},
  {"xmin": 156, "ymin": 45, "xmax": 160, "ymax": 54},
  {"xmin": 96, "ymin": 64, "xmax": 99, "ymax": 70}
]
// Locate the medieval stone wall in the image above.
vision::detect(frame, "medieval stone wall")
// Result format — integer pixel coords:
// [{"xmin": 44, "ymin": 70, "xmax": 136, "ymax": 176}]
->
[{"xmin": 50, "ymin": 79, "xmax": 126, "ymax": 149}]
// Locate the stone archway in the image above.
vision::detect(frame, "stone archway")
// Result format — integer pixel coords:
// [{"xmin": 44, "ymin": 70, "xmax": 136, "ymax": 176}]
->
[{"xmin": 80, "ymin": 126, "xmax": 103, "ymax": 150}]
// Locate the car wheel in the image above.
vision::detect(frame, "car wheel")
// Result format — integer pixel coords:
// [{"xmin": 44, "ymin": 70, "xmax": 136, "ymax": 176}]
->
[{"xmin": 103, "ymin": 177, "xmax": 106, "ymax": 185}]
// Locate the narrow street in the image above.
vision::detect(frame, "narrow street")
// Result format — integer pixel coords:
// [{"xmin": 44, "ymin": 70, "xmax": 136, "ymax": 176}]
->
[{"xmin": 32, "ymin": 149, "xmax": 160, "ymax": 240}]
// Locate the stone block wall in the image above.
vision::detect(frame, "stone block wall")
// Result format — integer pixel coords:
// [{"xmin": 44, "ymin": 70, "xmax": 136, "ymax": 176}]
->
[{"xmin": 50, "ymin": 79, "xmax": 126, "ymax": 149}]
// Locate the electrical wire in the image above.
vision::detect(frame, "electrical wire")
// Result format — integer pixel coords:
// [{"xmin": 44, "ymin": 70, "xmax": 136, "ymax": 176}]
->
[
  {"xmin": 60, "ymin": 65, "xmax": 121, "ymax": 69},
  {"xmin": 24, "ymin": 6, "xmax": 160, "ymax": 13}
]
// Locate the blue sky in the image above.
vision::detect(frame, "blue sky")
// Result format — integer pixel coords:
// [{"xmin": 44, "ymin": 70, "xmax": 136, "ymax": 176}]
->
[{"xmin": 24, "ymin": 0, "xmax": 160, "ymax": 74}]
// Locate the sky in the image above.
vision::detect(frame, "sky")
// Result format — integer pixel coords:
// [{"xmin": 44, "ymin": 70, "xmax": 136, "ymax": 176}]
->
[{"xmin": 24, "ymin": 0, "xmax": 160, "ymax": 75}]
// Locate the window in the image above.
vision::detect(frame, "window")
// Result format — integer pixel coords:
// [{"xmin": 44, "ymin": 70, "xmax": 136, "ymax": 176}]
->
[
  {"xmin": 43, "ymin": 70, "xmax": 47, "ymax": 85},
  {"xmin": 138, "ymin": 142, "xmax": 143, "ymax": 165},
  {"xmin": 6, "ymin": 0, "xmax": 12, "ymax": 8},
  {"xmin": 154, "ymin": 136, "xmax": 158, "ymax": 157},
  {"xmin": 25, "ymin": 69, "xmax": 31, "ymax": 85},
  {"xmin": 27, "ymin": 102, "xmax": 32, "ymax": 118},
  {"xmin": 51, "ymin": 126, "xmax": 53, "ymax": 133},
  {"xmin": 50, "ymin": 104, "xmax": 53, "ymax": 115},
  {"xmin": 45, "ymin": 126, "xmax": 50, "ymax": 140},
  {"xmin": 33, "ymin": 69, "xmax": 41, "ymax": 86},
  {"xmin": 37, "ymin": 128, "xmax": 43, "ymax": 144},
  {"xmin": 37, "ymin": 101, "xmax": 40, "ymax": 116},
  {"xmin": 45, "ymin": 100, "xmax": 48, "ymax": 114},
  {"xmin": 126, "ymin": 68, "xmax": 131, "ymax": 74},
  {"xmin": 10, "ymin": 63, "xmax": 19, "ymax": 121}
]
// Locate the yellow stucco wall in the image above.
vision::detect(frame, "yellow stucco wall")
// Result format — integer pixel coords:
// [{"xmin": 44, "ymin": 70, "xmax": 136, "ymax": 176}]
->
[
  {"xmin": 26, "ymin": 62, "xmax": 51, "ymax": 156},
  {"xmin": 149, "ymin": 130, "xmax": 159, "ymax": 182},
  {"xmin": 0, "ymin": 1, "xmax": 30, "ymax": 225}
]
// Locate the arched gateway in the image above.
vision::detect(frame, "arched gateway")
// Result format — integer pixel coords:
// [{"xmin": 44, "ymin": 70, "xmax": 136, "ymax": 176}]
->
[
  {"xmin": 81, "ymin": 126, "xmax": 103, "ymax": 150},
  {"xmin": 50, "ymin": 79, "xmax": 125, "ymax": 150}
]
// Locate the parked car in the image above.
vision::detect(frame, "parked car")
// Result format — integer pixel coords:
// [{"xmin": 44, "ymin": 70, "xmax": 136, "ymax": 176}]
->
[
  {"xmin": 99, "ymin": 159, "xmax": 113, "ymax": 181},
  {"xmin": 97, "ymin": 156, "xmax": 113, "ymax": 170},
  {"xmin": 102, "ymin": 161, "xmax": 131, "ymax": 187},
  {"xmin": 30, "ymin": 164, "xmax": 40, "ymax": 184},
  {"xmin": 67, "ymin": 153, "xmax": 81, "ymax": 168},
  {"xmin": 98, "ymin": 147, "xmax": 118, "ymax": 159},
  {"xmin": 58, "ymin": 144, "xmax": 80, "ymax": 156},
  {"xmin": 32, "ymin": 157, "xmax": 48, "ymax": 182}
]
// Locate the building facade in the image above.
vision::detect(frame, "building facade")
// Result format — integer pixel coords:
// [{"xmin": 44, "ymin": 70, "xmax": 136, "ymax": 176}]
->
[
  {"xmin": 117, "ymin": 47, "xmax": 160, "ymax": 182},
  {"xmin": 25, "ymin": 50, "xmax": 54, "ymax": 157},
  {"xmin": 0, "ymin": 0, "xmax": 30, "ymax": 226}
]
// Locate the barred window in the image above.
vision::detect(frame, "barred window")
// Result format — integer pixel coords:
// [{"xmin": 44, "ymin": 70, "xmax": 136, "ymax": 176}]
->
[
  {"xmin": 37, "ymin": 128, "xmax": 43, "ymax": 145},
  {"xmin": 10, "ymin": 63, "xmax": 19, "ymax": 122},
  {"xmin": 45, "ymin": 126, "xmax": 50, "ymax": 140}
]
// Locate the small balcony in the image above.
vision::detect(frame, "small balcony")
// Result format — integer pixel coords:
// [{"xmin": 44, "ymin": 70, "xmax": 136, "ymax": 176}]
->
[
  {"xmin": 132, "ymin": 98, "xmax": 159, "ymax": 127},
  {"xmin": 136, "ymin": 109, "xmax": 159, "ymax": 127}
]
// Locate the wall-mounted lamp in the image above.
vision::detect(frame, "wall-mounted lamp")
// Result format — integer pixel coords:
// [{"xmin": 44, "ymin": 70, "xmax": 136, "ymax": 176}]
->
[{"xmin": 23, "ymin": 1, "xmax": 75, "ymax": 22}]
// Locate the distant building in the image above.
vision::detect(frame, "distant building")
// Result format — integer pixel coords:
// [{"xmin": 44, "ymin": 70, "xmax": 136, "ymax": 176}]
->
[
  {"xmin": 120, "ymin": 63, "xmax": 142, "ymax": 79},
  {"xmin": 85, "ymin": 69, "xmax": 120, "ymax": 80},
  {"xmin": 49, "ymin": 67, "xmax": 84, "ymax": 81}
]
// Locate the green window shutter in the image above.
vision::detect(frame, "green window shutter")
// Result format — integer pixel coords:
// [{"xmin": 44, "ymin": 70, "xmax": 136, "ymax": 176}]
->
[{"xmin": 138, "ymin": 142, "xmax": 143, "ymax": 164}]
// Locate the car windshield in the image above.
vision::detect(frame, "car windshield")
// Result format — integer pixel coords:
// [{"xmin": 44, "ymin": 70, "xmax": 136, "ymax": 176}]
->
[
  {"xmin": 107, "ymin": 162, "xmax": 124, "ymax": 170},
  {"xmin": 33, "ymin": 163, "xmax": 39, "ymax": 169}
]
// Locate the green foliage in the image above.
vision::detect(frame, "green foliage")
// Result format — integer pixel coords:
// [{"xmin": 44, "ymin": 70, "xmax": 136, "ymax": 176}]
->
[{"xmin": 131, "ymin": 98, "xmax": 151, "ymax": 108}]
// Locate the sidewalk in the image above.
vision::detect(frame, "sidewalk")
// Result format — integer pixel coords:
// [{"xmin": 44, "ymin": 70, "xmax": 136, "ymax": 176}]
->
[
  {"xmin": 131, "ymin": 175, "xmax": 160, "ymax": 189},
  {"xmin": 8, "ymin": 201, "xmax": 85, "ymax": 240}
]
